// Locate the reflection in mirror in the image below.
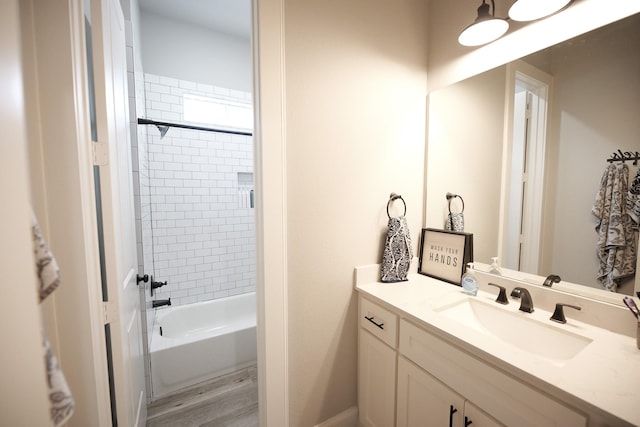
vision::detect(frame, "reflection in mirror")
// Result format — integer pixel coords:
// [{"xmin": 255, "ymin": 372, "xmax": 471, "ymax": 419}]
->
[{"xmin": 425, "ymin": 13, "xmax": 640, "ymax": 297}]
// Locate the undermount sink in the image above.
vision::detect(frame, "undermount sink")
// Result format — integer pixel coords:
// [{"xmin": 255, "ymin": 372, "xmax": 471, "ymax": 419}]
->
[{"xmin": 434, "ymin": 297, "xmax": 593, "ymax": 364}]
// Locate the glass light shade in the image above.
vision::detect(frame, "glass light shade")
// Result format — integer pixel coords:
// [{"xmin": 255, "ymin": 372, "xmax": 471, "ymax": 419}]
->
[
  {"xmin": 508, "ymin": 0, "xmax": 572, "ymax": 21},
  {"xmin": 458, "ymin": 18, "xmax": 509, "ymax": 46}
]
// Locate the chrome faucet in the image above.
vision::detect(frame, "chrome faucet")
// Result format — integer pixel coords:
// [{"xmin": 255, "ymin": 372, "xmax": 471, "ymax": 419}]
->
[{"xmin": 510, "ymin": 287, "xmax": 534, "ymax": 313}]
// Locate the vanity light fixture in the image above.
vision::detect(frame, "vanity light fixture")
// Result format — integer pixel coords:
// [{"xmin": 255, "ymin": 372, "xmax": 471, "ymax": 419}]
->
[
  {"xmin": 459, "ymin": 0, "xmax": 575, "ymax": 46},
  {"xmin": 458, "ymin": 0, "xmax": 509, "ymax": 47},
  {"xmin": 508, "ymin": 0, "xmax": 572, "ymax": 22}
]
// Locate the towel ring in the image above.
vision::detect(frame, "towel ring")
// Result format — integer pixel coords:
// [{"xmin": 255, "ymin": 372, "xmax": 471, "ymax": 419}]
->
[
  {"xmin": 387, "ymin": 193, "xmax": 407, "ymax": 218},
  {"xmin": 446, "ymin": 193, "xmax": 464, "ymax": 214}
]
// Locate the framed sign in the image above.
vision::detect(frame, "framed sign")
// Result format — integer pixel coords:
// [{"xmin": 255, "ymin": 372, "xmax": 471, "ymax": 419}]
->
[{"xmin": 418, "ymin": 228, "xmax": 473, "ymax": 285}]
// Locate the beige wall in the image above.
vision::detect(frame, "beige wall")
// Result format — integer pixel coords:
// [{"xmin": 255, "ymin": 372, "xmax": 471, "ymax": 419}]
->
[
  {"xmin": 0, "ymin": 0, "xmax": 51, "ymax": 424},
  {"xmin": 426, "ymin": 66, "xmax": 507, "ymax": 263},
  {"xmin": 283, "ymin": 0, "xmax": 428, "ymax": 424}
]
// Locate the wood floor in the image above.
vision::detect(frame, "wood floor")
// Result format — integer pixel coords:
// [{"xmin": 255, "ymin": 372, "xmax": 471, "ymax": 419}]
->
[{"xmin": 146, "ymin": 365, "xmax": 258, "ymax": 427}]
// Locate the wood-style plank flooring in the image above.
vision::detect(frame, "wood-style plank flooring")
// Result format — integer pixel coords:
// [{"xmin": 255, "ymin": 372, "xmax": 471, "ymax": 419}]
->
[{"xmin": 146, "ymin": 365, "xmax": 258, "ymax": 427}]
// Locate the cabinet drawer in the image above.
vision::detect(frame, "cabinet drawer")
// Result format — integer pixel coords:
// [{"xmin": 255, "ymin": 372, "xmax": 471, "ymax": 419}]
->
[{"xmin": 360, "ymin": 297, "xmax": 397, "ymax": 348}]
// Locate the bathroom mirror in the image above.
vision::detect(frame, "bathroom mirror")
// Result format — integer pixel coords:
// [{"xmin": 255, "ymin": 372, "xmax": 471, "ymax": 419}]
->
[{"xmin": 425, "ymin": 13, "xmax": 640, "ymax": 299}]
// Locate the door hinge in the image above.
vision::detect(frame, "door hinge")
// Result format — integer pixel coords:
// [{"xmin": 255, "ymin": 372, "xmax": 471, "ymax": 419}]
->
[
  {"xmin": 103, "ymin": 301, "xmax": 117, "ymax": 324},
  {"xmin": 93, "ymin": 142, "xmax": 109, "ymax": 166}
]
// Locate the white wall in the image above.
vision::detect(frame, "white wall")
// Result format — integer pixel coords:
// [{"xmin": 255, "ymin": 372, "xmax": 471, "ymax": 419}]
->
[
  {"xmin": 140, "ymin": 11, "xmax": 251, "ymax": 92},
  {"xmin": 283, "ymin": 0, "xmax": 428, "ymax": 424},
  {"xmin": 426, "ymin": 67, "xmax": 506, "ymax": 264}
]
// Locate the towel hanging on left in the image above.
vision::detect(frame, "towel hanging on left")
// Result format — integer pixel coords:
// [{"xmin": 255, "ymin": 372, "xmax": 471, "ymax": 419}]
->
[
  {"xmin": 31, "ymin": 212, "xmax": 75, "ymax": 426},
  {"xmin": 381, "ymin": 193, "xmax": 412, "ymax": 282}
]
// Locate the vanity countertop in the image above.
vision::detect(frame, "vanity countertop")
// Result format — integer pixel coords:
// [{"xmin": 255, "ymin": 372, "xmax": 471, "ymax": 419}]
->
[{"xmin": 355, "ymin": 266, "xmax": 640, "ymax": 427}]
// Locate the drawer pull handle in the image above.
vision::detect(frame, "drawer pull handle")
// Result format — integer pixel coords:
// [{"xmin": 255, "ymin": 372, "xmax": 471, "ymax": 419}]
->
[
  {"xmin": 364, "ymin": 316, "xmax": 384, "ymax": 329},
  {"xmin": 449, "ymin": 405, "xmax": 458, "ymax": 427}
]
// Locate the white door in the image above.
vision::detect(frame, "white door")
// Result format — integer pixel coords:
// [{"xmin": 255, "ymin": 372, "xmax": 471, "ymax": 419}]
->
[
  {"xmin": 501, "ymin": 62, "xmax": 552, "ymax": 274},
  {"xmin": 504, "ymin": 89, "xmax": 528, "ymax": 271},
  {"xmin": 91, "ymin": 0, "xmax": 146, "ymax": 425}
]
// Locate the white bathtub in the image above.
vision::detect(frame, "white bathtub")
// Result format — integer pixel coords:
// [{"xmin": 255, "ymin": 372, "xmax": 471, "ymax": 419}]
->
[{"xmin": 150, "ymin": 292, "xmax": 257, "ymax": 399}]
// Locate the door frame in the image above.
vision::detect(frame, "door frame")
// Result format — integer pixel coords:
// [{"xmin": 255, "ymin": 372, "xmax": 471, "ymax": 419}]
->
[
  {"xmin": 21, "ymin": 0, "xmax": 291, "ymax": 424},
  {"xmin": 498, "ymin": 61, "xmax": 552, "ymax": 274},
  {"xmin": 252, "ymin": 0, "xmax": 290, "ymax": 425},
  {"xmin": 20, "ymin": 0, "xmax": 112, "ymax": 424}
]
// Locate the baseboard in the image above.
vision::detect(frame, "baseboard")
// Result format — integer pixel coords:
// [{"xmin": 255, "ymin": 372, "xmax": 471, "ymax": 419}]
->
[{"xmin": 314, "ymin": 406, "xmax": 358, "ymax": 427}]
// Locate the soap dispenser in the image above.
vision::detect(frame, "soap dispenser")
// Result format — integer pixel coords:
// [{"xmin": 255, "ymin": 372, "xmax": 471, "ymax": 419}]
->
[
  {"xmin": 461, "ymin": 262, "xmax": 478, "ymax": 296},
  {"xmin": 489, "ymin": 257, "xmax": 502, "ymax": 275}
]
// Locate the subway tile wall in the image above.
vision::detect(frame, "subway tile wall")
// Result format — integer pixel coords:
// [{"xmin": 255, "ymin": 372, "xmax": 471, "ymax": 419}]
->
[{"xmin": 142, "ymin": 73, "xmax": 255, "ymax": 307}]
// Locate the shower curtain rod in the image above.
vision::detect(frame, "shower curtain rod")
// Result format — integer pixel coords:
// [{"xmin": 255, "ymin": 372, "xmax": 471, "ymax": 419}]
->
[{"xmin": 137, "ymin": 118, "xmax": 252, "ymax": 137}]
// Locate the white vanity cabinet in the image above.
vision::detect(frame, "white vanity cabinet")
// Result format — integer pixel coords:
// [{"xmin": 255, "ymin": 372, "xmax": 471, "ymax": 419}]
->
[
  {"xmin": 397, "ymin": 356, "xmax": 502, "ymax": 427},
  {"xmin": 357, "ymin": 294, "xmax": 587, "ymax": 427},
  {"xmin": 398, "ymin": 319, "xmax": 586, "ymax": 427},
  {"xmin": 358, "ymin": 297, "xmax": 398, "ymax": 427}
]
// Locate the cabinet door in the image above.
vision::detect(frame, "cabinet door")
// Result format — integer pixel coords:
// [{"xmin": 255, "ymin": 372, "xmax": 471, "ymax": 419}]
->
[
  {"xmin": 397, "ymin": 356, "xmax": 465, "ymax": 427},
  {"xmin": 464, "ymin": 401, "xmax": 504, "ymax": 427},
  {"xmin": 359, "ymin": 329, "xmax": 397, "ymax": 427}
]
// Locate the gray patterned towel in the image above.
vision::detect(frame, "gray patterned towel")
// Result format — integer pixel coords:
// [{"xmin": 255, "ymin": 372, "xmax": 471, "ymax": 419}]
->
[
  {"xmin": 627, "ymin": 168, "xmax": 640, "ymax": 226},
  {"xmin": 32, "ymin": 213, "xmax": 75, "ymax": 426},
  {"xmin": 592, "ymin": 164, "xmax": 637, "ymax": 292}
]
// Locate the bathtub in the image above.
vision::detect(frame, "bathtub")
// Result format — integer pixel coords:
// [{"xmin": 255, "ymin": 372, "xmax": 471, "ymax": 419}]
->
[{"xmin": 150, "ymin": 292, "xmax": 257, "ymax": 399}]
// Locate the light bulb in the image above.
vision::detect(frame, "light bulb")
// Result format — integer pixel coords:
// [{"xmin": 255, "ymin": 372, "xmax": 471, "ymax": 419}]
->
[
  {"xmin": 508, "ymin": 0, "xmax": 572, "ymax": 22},
  {"xmin": 458, "ymin": 18, "xmax": 509, "ymax": 46}
]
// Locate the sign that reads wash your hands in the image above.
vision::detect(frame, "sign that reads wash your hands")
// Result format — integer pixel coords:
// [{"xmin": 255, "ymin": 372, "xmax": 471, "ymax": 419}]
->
[{"xmin": 418, "ymin": 228, "xmax": 473, "ymax": 285}]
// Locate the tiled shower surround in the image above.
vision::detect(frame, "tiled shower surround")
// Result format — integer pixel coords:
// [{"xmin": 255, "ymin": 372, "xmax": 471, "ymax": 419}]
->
[{"xmin": 142, "ymin": 73, "xmax": 255, "ymax": 307}]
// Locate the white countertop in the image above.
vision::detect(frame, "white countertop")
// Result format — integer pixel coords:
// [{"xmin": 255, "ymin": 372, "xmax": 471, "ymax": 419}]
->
[{"xmin": 355, "ymin": 268, "xmax": 640, "ymax": 426}]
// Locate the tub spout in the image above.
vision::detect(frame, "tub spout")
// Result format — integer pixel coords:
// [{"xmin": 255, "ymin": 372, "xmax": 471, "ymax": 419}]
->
[{"xmin": 152, "ymin": 298, "xmax": 171, "ymax": 308}]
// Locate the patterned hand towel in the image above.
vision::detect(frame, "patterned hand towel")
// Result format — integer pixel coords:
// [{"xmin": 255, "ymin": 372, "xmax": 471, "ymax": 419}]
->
[
  {"xmin": 32, "ymin": 213, "xmax": 75, "ymax": 426},
  {"xmin": 381, "ymin": 194, "xmax": 412, "ymax": 282}
]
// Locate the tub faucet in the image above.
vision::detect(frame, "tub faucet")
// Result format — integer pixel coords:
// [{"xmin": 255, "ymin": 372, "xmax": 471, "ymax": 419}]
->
[
  {"xmin": 510, "ymin": 287, "xmax": 534, "ymax": 313},
  {"xmin": 152, "ymin": 298, "xmax": 171, "ymax": 308}
]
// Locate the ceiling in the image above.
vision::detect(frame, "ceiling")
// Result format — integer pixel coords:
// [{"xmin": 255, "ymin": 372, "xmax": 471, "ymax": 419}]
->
[{"xmin": 138, "ymin": 0, "xmax": 251, "ymax": 39}]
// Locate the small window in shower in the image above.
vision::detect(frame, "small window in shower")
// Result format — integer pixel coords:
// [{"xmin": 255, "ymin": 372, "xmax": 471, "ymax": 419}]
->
[{"xmin": 183, "ymin": 94, "xmax": 253, "ymax": 130}]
